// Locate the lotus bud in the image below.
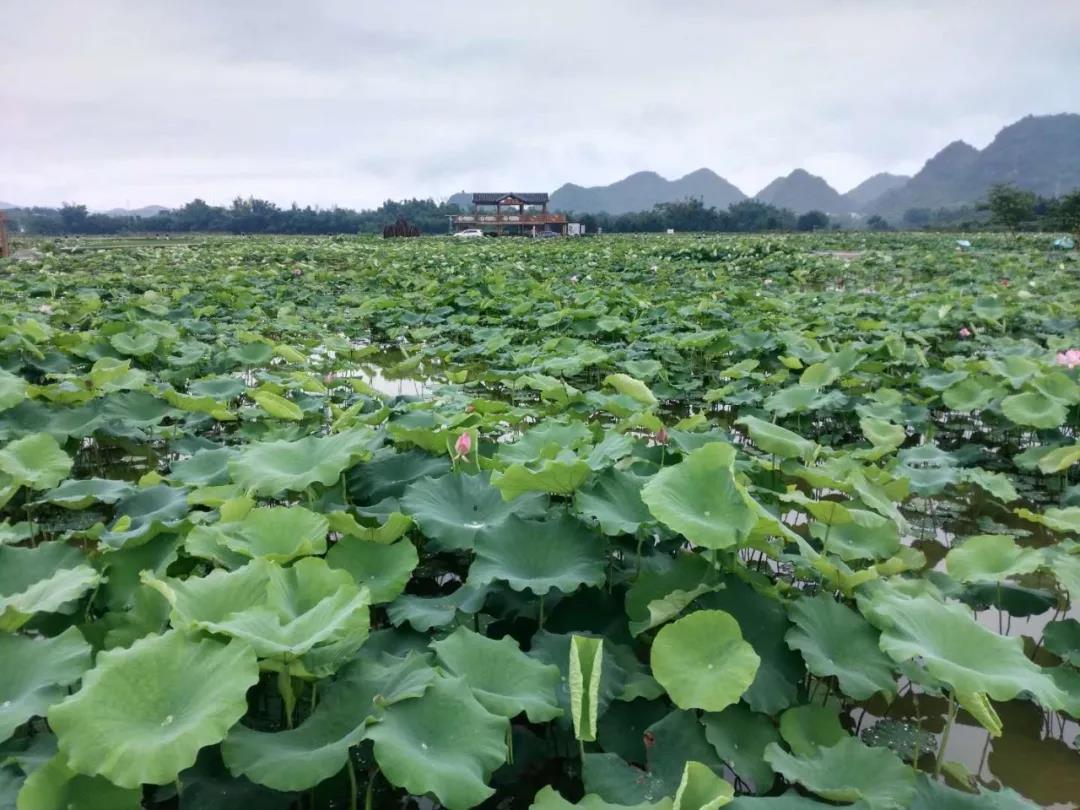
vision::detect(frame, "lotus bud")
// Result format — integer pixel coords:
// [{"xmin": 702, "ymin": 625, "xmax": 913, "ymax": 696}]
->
[
  {"xmin": 655, "ymin": 426, "xmax": 670, "ymax": 445},
  {"xmin": 958, "ymin": 327, "xmax": 972, "ymax": 338},
  {"xmin": 454, "ymin": 432, "xmax": 472, "ymax": 457}
]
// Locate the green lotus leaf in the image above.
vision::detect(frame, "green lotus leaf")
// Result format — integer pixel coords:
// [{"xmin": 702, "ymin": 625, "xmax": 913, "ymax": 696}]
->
[
  {"xmin": 701, "ymin": 703, "xmax": 779, "ymax": 793},
  {"xmin": 386, "ymin": 583, "xmax": 488, "ymax": 631},
  {"xmin": 0, "ymin": 434, "xmax": 72, "ymax": 491},
  {"xmin": 671, "ymin": 761, "xmax": 733, "ymax": 810},
  {"xmin": 569, "ymin": 635, "xmax": 603, "ymax": 741},
  {"xmin": 326, "ymin": 509, "xmax": 412, "ymax": 544},
  {"xmin": 0, "ymin": 628, "xmax": 91, "ymax": 743},
  {"xmin": 809, "ymin": 508, "xmax": 900, "ymax": 561},
  {"xmin": 963, "ymin": 468, "xmax": 1019, "ymax": 502},
  {"xmin": 763, "ymin": 736, "xmax": 916, "ymax": 810},
  {"xmin": 1016, "ymin": 506, "xmax": 1080, "ymax": 535},
  {"xmin": 176, "ymin": 747, "xmax": 297, "ymax": 810},
  {"xmin": 169, "ymin": 447, "xmax": 237, "ymax": 486},
  {"xmin": 763, "ymin": 386, "xmax": 822, "ymax": 417},
  {"xmin": 109, "ymin": 331, "xmax": 158, "ymax": 356},
  {"xmin": 0, "ymin": 520, "xmax": 30, "ymax": 545},
  {"xmin": 1044, "ymin": 619, "xmax": 1080, "ymax": 666},
  {"xmin": 1033, "ymin": 369, "xmax": 1080, "ymax": 405},
  {"xmin": 777, "ymin": 705, "xmax": 845, "ymax": 757},
  {"xmin": 529, "ymin": 630, "xmax": 628, "ymax": 727},
  {"xmin": 1036, "ymin": 442, "xmax": 1080, "ymax": 474},
  {"xmin": 574, "ymin": 468, "xmax": 654, "ymax": 537},
  {"xmin": 98, "ymin": 484, "xmax": 190, "ymax": 550},
  {"xmin": 37, "ymin": 477, "xmax": 135, "ymax": 510},
  {"xmin": 735, "ymin": 416, "xmax": 819, "ymax": 462},
  {"xmin": 144, "ymin": 557, "xmax": 370, "ymax": 674},
  {"xmin": 641, "ymin": 443, "xmax": 757, "ymax": 550},
  {"xmin": 785, "ymin": 595, "xmax": 896, "ymax": 701},
  {"xmin": 1000, "ymin": 391, "xmax": 1067, "ymax": 429},
  {"xmin": 432, "ymin": 626, "xmax": 562, "ymax": 722},
  {"xmin": 625, "ymin": 553, "xmax": 712, "ymax": 637},
  {"xmin": 224, "ymin": 505, "xmax": 328, "ymax": 563},
  {"xmin": 0, "ymin": 369, "xmax": 28, "ymax": 413},
  {"xmin": 252, "ymin": 390, "xmax": 304, "ymax": 421},
  {"xmin": 944, "ymin": 535, "xmax": 1042, "ymax": 584},
  {"xmin": 326, "ymin": 536, "xmax": 417, "ymax": 604},
  {"xmin": 222, "ymin": 650, "xmax": 435, "ymax": 791},
  {"xmin": 229, "ymin": 428, "xmax": 375, "ymax": 496},
  {"xmin": 859, "ymin": 416, "xmax": 906, "ymax": 452},
  {"xmin": 604, "ymin": 374, "xmax": 658, "ymax": 408},
  {"xmin": 400, "ymin": 471, "xmax": 546, "ymax": 551},
  {"xmin": 531, "ymin": 786, "xmax": 671, "ymax": 809},
  {"xmin": 345, "ymin": 449, "xmax": 450, "ymax": 505},
  {"xmin": 366, "ymin": 674, "xmax": 507, "ymax": 810},
  {"xmin": 187, "ymin": 375, "xmax": 247, "ymax": 400},
  {"xmin": 985, "ymin": 354, "xmax": 1038, "ymax": 387},
  {"xmin": 695, "ymin": 580, "xmax": 804, "ymax": 715},
  {"xmin": 726, "ymin": 795, "xmax": 832, "ymax": 809},
  {"xmin": 0, "ymin": 542, "xmax": 100, "ymax": 632},
  {"xmin": 490, "ymin": 456, "xmax": 592, "ymax": 501},
  {"xmin": 909, "ymin": 772, "xmax": 1040, "ymax": 809},
  {"xmin": 470, "ymin": 514, "xmax": 606, "ymax": 596},
  {"xmin": 859, "ymin": 588, "xmax": 1066, "ymax": 733},
  {"xmin": 15, "ymin": 753, "xmax": 142, "ymax": 810},
  {"xmin": 942, "ymin": 376, "xmax": 1000, "ymax": 412},
  {"xmin": 585, "ymin": 430, "xmax": 636, "ymax": 471},
  {"xmin": 859, "ymin": 719, "xmax": 936, "ymax": 763},
  {"xmin": 651, "ymin": 610, "xmax": 759, "ymax": 712},
  {"xmin": 48, "ymin": 630, "xmax": 258, "ymax": 788}
]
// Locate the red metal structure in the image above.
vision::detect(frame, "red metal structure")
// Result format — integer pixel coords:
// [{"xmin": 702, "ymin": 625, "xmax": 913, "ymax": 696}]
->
[{"xmin": 450, "ymin": 193, "xmax": 567, "ymax": 236}]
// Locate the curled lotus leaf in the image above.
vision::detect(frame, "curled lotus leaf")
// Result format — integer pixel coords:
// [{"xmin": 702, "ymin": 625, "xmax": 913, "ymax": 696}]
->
[
  {"xmin": 326, "ymin": 536, "xmax": 418, "ymax": 604},
  {"xmin": 1000, "ymin": 391, "xmax": 1067, "ymax": 429},
  {"xmin": 650, "ymin": 610, "xmax": 760, "ymax": 712},
  {"xmin": 224, "ymin": 505, "xmax": 329, "ymax": 563},
  {"xmin": 735, "ymin": 415, "xmax": 820, "ymax": 462},
  {"xmin": 944, "ymin": 534, "xmax": 1043, "ymax": 584},
  {"xmin": 98, "ymin": 484, "xmax": 191, "ymax": 551},
  {"xmin": 0, "ymin": 627, "xmax": 91, "ymax": 743},
  {"xmin": 0, "ymin": 542, "xmax": 100, "ymax": 632},
  {"xmin": 573, "ymin": 468, "xmax": 653, "ymax": 537},
  {"xmin": 37, "ymin": 477, "xmax": 135, "ymax": 510},
  {"xmin": 48, "ymin": 630, "xmax": 259, "ymax": 788},
  {"xmin": 0, "ymin": 433, "xmax": 72, "ymax": 491},
  {"xmin": 15, "ymin": 752, "xmax": 142, "ymax": 810},
  {"xmin": 228, "ymin": 428, "xmax": 375, "ymax": 496}
]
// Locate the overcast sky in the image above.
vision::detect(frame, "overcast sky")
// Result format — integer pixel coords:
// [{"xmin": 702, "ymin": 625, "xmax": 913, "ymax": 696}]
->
[{"xmin": 3, "ymin": 1, "xmax": 1079, "ymax": 210}]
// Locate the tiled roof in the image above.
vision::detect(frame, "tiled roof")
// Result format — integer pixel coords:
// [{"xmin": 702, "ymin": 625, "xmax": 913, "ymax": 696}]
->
[{"xmin": 472, "ymin": 193, "xmax": 549, "ymax": 205}]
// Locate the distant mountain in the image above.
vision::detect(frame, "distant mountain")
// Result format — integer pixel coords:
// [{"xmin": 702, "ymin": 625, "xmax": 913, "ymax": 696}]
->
[
  {"xmin": 870, "ymin": 113, "xmax": 1080, "ymax": 219},
  {"xmin": 101, "ymin": 205, "xmax": 170, "ymax": 218},
  {"xmin": 549, "ymin": 168, "xmax": 746, "ymax": 214},
  {"xmin": 0, "ymin": 202, "xmax": 16, "ymax": 210},
  {"xmin": 755, "ymin": 169, "xmax": 852, "ymax": 215},
  {"xmin": 843, "ymin": 173, "xmax": 909, "ymax": 209}
]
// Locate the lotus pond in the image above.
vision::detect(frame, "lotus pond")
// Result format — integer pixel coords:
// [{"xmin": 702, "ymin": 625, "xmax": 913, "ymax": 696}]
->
[{"xmin": 0, "ymin": 233, "xmax": 1078, "ymax": 810}]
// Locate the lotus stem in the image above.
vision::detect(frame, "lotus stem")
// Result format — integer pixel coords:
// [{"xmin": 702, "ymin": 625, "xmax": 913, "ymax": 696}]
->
[{"xmin": 934, "ymin": 692, "xmax": 959, "ymax": 778}]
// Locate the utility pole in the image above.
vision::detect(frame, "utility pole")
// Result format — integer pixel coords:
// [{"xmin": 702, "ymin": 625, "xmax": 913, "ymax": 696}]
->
[{"xmin": 0, "ymin": 211, "xmax": 10, "ymax": 259}]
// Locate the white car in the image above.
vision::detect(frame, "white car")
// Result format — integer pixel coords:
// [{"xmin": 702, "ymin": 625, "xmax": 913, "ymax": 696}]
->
[{"xmin": 454, "ymin": 229, "xmax": 484, "ymax": 239}]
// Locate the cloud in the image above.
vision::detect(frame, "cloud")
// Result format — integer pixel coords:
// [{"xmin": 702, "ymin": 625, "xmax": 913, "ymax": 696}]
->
[{"xmin": 2, "ymin": 0, "xmax": 1079, "ymax": 208}]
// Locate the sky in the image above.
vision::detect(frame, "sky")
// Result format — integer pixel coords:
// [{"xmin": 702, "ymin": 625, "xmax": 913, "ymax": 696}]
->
[{"xmin": 3, "ymin": 0, "xmax": 1080, "ymax": 210}]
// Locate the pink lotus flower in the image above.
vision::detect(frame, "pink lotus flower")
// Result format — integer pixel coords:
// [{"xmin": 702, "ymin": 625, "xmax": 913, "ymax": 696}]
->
[
  {"xmin": 454, "ymin": 432, "xmax": 472, "ymax": 457},
  {"xmin": 1056, "ymin": 349, "xmax": 1080, "ymax": 370},
  {"xmin": 958, "ymin": 327, "xmax": 972, "ymax": 338},
  {"xmin": 655, "ymin": 427, "xmax": 670, "ymax": 445}
]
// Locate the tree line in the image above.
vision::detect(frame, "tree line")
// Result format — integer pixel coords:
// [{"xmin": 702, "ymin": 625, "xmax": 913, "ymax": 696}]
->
[{"xmin": 6, "ymin": 185, "xmax": 1079, "ymax": 237}]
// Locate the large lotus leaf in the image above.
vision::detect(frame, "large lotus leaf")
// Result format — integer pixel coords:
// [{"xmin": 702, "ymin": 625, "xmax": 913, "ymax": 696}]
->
[
  {"xmin": 859, "ymin": 588, "xmax": 1066, "ymax": 733},
  {"xmin": 187, "ymin": 375, "xmax": 247, "ymax": 400},
  {"xmin": 597, "ymin": 699, "xmax": 670, "ymax": 764},
  {"xmin": 432, "ymin": 627, "xmax": 562, "ymax": 722},
  {"xmin": 0, "ymin": 628, "xmax": 91, "ymax": 743},
  {"xmin": 859, "ymin": 719, "xmax": 936, "ymax": 763},
  {"xmin": 252, "ymin": 390, "xmax": 304, "ymax": 421},
  {"xmin": 909, "ymin": 772, "xmax": 1040, "ymax": 809},
  {"xmin": 326, "ymin": 509, "xmax": 412, "ymax": 544},
  {"xmin": 1016, "ymin": 506, "xmax": 1080, "ymax": 535},
  {"xmin": 497, "ymin": 421, "xmax": 595, "ymax": 464},
  {"xmin": 490, "ymin": 456, "xmax": 592, "ymax": 501},
  {"xmin": 48, "ymin": 630, "xmax": 258, "ymax": 788},
  {"xmin": 763, "ymin": 737, "xmax": 915, "ymax": 810},
  {"xmin": 701, "ymin": 703, "xmax": 779, "ymax": 793},
  {"xmin": 365, "ymin": 674, "xmax": 507, "ymax": 810},
  {"xmin": 101, "ymin": 391, "xmax": 174, "ymax": 426},
  {"xmin": 37, "ymin": 478, "xmax": 135, "ymax": 510},
  {"xmin": 809, "ymin": 509, "xmax": 900, "ymax": 562},
  {"xmin": 735, "ymin": 416, "xmax": 819, "ymax": 462},
  {"xmin": 109, "ymin": 331, "xmax": 158, "ymax": 356},
  {"xmin": 0, "ymin": 520, "xmax": 30, "ymax": 546},
  {"xmin": 963, "ymin": 468, "xmax": 1020, "ymax": 503},
  {"xmin": 229, "ymin": 428, "xmax": 375, "ymax": 496},
  {"xmin": 98, "ymin": 484, "xmax": 191, "ymax": 550},
  {"xmin": 387, "ymin": 583, "xmax": 489, "ymax": 631},
  {"xmin": 531, "ymin": 785, "xmax": 672, "ymax": 809},
  {"xmin": 650, "ymin": 610, "xmax": 759, "ymax": 712},
  {"xmin": 574, "ymin": 468, "xmax": 654, "ymax": 537},
  {"xmin": 785, "ymin": 595, "xmax": 896, "ymax": 701},
  {"xmin": 0, "ymin": 369, "xmax": 27, "ymax": 413},
  {"xmin": 400, "ymin": 472, "xmax": 546, "ymax": 551},
  {"xmin": 169, "ymin": 447, "xmax": 236, "ymax": 486},
  {"xmin": 176, "ymin": 747, "xmax": 297, "ymax": 810},
  {"xmin": 603, "ymin": 374, "xmax": 658, "ymax": 408},
  {"xmin": 222, "ymin": 650, "xmax": 435, "ymax": 791},
  {"xmin": 0, "ymin": 542, "xmax": 100, "ymax": 632},
  {"xmin": 695, "ymin": 581, "xmax": 804, "ymax": 715},
  {"xmin": 0, "ymin": 434, "xmax": 71, "ymax": 490},
  {"xmin": 345, "ymin": 449, "xmax": 450, "ymax": 505},
  {"xmin": 470, "ymin": 514, "xmax": 606, "ymax": 595},
  {"xmin": 326, "ymin": 537, "xmax": 418, "ymax": 604},
  {"xmin": 777, "ymin": 705, "xmax": 846, "ymax": 757},
  {"xmin": 14, "ymin": 753, "xmax": 141, "ymax": 810},
  {"xmin": 944, "ymin": 535, "xmax": 1042, "ymax": 584},
  {"xmin": 1000, "ymin": 391, "xmax": 1067, "ymax": 429},
  {"xmin": 641, "ymin": 443, "xmax": 757, "ymax": 550},
  {"xmin": 1036, "ymin": 442, "xmax": 1080, "ymax": 474},
  {"xmin": 1044, "ymin": 619, "xmax": 1080, "ymax": 666},
  {"xmin": 726, "ymin": 795, "xmax": 833, "ymax": 809},
  {"xmin": 144, "ymin": 557, "xmax": 370, "ymax": 671},
  {"xmin": 224, "ymin": 506, "xmax": 328, "ymax": 563}
]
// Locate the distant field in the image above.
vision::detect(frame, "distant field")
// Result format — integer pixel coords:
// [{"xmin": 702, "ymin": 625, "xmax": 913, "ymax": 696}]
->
[{"xmin": 0, "ymin": 233, "xmax": 1077, "ymax": 809}]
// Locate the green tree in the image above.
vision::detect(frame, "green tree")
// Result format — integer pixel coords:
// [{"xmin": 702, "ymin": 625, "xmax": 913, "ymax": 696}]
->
[
  {"xmin": 865, "ymin": 215, "xmax": 892, "ymax": 232},
  {"xmin": 1052, "ymin": 189, "xmax": 1080, "ymax": 238},
  {"xmin": 985, "ymin": 184, "xmax": 1036, "ymax": 231},
  {"xmin": 796, "ymin": 210, "xmax": 829, "ymax": 232}
]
